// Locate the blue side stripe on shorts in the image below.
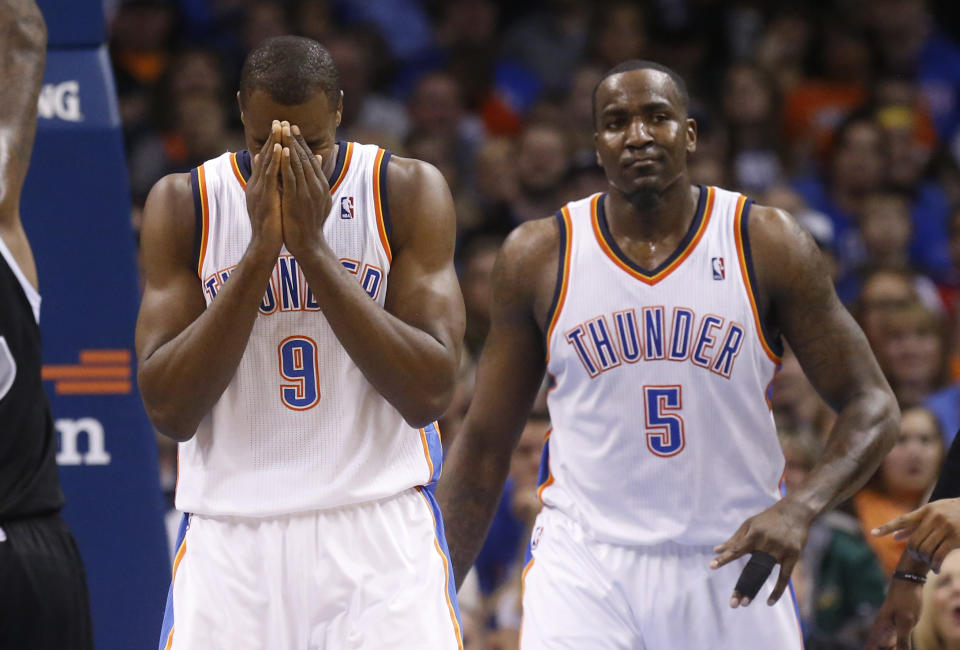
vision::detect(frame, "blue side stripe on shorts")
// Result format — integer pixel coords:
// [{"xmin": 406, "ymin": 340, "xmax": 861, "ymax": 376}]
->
[
  {"xmin": 158, "ymin": 512, "xmax": 189, "ymax": 650},
  {"xmin": 420, "ymin": 484, "xmax": 463, "ymax": 629}
]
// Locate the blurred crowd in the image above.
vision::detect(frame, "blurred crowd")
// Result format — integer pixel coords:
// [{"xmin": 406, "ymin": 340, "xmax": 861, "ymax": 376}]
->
[{"xmin": 107, "ymin": 0, "xmax": 960, "ymax": 647}]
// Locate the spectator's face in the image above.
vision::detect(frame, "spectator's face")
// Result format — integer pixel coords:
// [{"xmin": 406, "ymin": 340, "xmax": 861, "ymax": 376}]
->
[
  {"xmin": 881, "ymin": 309, "xmax": 941, "ymax": 387},
  {"xmin": 723, "ymin": 66, "xmax": 772, "ymax": 126},
  {"xmin": 240, "ymin": 89, "xmax": 342, "ymax": 168},
  {"xmin": 517, "ymin": 126, "xmax": 569, "ymax": 193},
  {"xmin": 408, "ymin": 75, "xmax": 463, "ymax": 137},
  {"xmin": 461, "ymin": 243, "xmax": 499, "ymax": 323},
  {"xmin": 831, "ymin": 122, "xmax": 883, "ymax": 193},
  {"xmin": 594, "ymin": 70, "xmax": 696, "ymax": 201},
  {"xmin": 882, "ymin": 407, "xmax": 942, "ymax": 499},
  {"xmin": 885, "ymin": 123, "xmax": 930, "ymax": 188},
  {"xmin": 858, "ymin": 272, "xmax": 915, "ymax": 345},
  {"xmin": 931, "ymin": 551, "xmax": 960, "ymax": 644},
  {"xmin": 859, "ymin": 195, "xmax": 912, "ymax": 259},
  {"xmin": 510, "ymin": 419, "xmax": 548, "ymax": 491}
]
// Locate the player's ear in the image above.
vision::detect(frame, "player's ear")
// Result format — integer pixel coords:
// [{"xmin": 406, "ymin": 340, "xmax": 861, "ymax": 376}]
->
[
  {"xmin": 686, "ymin": 117, "xmax": 697, "ymax": 154},
  {"xmin": 237, "ymin": 91, "xmax": 245, "ymax": 124},
  {"xmin": 335, "ymin": 90, "xmax": 344, "ymax": 127},
  {"xmin": 594, "ymin": 132, "xmax": 602, "ymax": 166}
]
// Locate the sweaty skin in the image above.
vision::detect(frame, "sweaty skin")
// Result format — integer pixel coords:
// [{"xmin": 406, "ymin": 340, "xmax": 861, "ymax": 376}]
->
[
  {"xmin": 135, "ymin": 88, "xmax": 464, "ymax": 442},
  {"xmin": 436, "ymin": 69, "xmax": 899, "ymax": 611}
]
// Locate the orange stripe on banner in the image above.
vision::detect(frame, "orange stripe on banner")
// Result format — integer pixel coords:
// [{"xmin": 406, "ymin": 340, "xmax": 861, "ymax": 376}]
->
[
  {"xmin": 593, "ymin": 187, "xmax": 715, "ymax": 285},
  {"xmin": 733, "ymin": 195, "xmax": 781, "ymax": 364},
  {"xmin": 56, "ymin": 381, "xmax": 132, "ymax": 395},
  {"xmin": 79, "ymin": 349, "xmax": 131, "ymax": 364},
  {"xmin": 372, "ymin": 147, "xmax": 392, "ymax": 264},
  {"xmin": 196, "ymin": 165, "xmax": 210, "ymax": 278},
  {"xmin": 416, "ymin": 488, "xmax": 464, "ymax": 649},
  {"xmin": 230, "ymin": 152, "xmax": 246, "ymax": 189},
  {"xmin": 43, "ymin": 365, "xmax": 131, "ymax": 380},
  {"xmin": 544, "ymin": 206, "xmax": 574, "ymax": 364},
  {"xmin": 330, "ymin": 142, "xmax": 353, "ymax": 194}
]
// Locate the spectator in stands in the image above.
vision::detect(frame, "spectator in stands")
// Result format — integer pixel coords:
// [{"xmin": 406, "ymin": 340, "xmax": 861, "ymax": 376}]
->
[
  {"xmin": 913, "ymin": 549, "xmax": 960, "ymax": 650},
  {"xmin": 877, "ymin": 300, "xmax": 948, "ymax": 406},
  {"xmin": 722, "ymin": 61, "xmax": 784, "ymax": 193}
]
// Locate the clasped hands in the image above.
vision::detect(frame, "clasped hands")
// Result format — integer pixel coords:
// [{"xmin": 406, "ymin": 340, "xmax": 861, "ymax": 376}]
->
[{"xmin": 246, "ymin": 119, "xmax": 332, "ymax": 259}]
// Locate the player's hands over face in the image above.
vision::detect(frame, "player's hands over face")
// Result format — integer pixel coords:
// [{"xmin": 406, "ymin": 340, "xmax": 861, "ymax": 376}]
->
[
  {"xmin": 710, "ymin": 496, "xmax": 815, "ymax": 607},
  {"xmin": 278, "ymin": 122, "xmax": 332, "ymax": 259},
  {"xmin": 246, "ymin": 120, "xmax": 284, "ymax": 255},
  {"xmin": 872, "ymin": 498, "xmax": 960, "ymax": 572},
  {"xmin": 863, "ymin": 579, "xmax": 922, "ymax": 650}
]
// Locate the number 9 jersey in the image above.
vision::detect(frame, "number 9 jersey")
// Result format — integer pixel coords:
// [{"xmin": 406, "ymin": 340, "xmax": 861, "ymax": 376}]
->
[
  {"xmin": 175, "ymin": 143, "xmax": 443, "ymax": 517},
  {"xmin": 541, "ymin": 187, "xmax": 784, "ymax": 547}
]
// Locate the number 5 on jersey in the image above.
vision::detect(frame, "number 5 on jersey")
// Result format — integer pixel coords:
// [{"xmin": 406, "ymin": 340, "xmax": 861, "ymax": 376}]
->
[
  {"xmin": 643, "ymin": 385, "xmax": 685, "ymax": 457},
  {"xmin": 278, "ymin": 336, "xmax": 320, "ymax": 410}
]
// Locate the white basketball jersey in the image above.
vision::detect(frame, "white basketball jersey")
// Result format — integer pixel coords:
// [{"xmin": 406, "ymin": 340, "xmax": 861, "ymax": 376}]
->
[
  {"xmin": 175, "ymin": 142, "xmax": 443, "ymax": 517},
  {"xmin": 541, "ymin": 187, "xmax": 784, "ymax": 547}
]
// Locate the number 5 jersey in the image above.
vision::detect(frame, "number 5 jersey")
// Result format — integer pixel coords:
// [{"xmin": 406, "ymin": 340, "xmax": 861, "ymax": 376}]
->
[
  {"xmin": 541, "ymin": 187, "xmax": 785, "ymax": 547},
  {"xmin": 175, "ymin": 143, "xmax": 442, "ymax": 517}
]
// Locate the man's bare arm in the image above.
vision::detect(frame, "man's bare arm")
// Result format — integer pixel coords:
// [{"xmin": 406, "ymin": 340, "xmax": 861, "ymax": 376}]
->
[
  {"xmin": 282, "ymin": 133, "xmax": 465, "ymax": 427},
  {"xmin": 135, "ymin": 134, "xmax": 284, "ymax": 441},
  {"xmin": 712, "ymin": 205, "xmax": 898, "ymax": 605},
  {"xmin": 754, "ymin": 205, "xmax": 899, "ymax": 516},
  {"xmin": 436, "ymin": 218, "xmax": 557, "ymax": 588}
]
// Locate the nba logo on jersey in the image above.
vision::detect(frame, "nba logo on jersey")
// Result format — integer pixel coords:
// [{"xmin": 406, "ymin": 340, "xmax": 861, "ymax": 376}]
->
[
  {"xmin": 712, "ymin": 257, "xmax": 725, "ymax": 280},
  {"xmin": 340, "ymin": 196, "xmax": 355, "ymax": 219}
]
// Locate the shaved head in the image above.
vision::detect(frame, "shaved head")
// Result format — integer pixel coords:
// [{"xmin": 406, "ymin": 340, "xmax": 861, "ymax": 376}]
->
[
  {"xmin": 592, "ymin": 60, "xmax": 689, "ymax": 126},
  {"xmin": 239, "ymin": 35, "xmax": 340, "ymax": 107}
]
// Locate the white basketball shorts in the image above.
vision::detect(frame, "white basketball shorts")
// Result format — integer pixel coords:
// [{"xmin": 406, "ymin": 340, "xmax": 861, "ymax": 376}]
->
[
  {"xmin": 520, "ymin": 507, "xmax": 803, "ymax": 649},
  {"xmin": 158, "ymin": 486, "xmax": 463, "ymax": 650}
]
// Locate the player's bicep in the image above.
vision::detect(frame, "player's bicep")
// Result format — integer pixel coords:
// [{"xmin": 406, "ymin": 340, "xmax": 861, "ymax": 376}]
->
[
  {"xmin": 382, "ymin": 157, "xmax": 465, "ymax": 353},
  {"xmin": 134, "ymin": 174, "xmax": 206, "ymax": 364},
  {"xmin": 754, "ymin": 207, "xmax": 886, "ymax": 409}
]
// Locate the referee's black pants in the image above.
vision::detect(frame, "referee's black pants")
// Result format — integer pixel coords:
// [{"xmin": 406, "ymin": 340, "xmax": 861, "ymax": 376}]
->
[{"xmin": 0, "ymin": 512, "xmax": 93, "ymax": 650}]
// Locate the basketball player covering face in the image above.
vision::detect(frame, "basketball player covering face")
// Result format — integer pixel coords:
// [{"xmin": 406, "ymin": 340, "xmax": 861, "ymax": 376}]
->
[
  {"xmin": 136, "ymin": 37, "xmax": 465, "ymax": 648},
  {"xmin": 437, "ymin": 61, "xmax": 899, "ymax": 649}
]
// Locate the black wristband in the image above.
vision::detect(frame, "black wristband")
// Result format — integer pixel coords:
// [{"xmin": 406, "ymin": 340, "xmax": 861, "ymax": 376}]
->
[{"xmin": 892, "ymin": 570, "xmax": 927, "ymax": 585}]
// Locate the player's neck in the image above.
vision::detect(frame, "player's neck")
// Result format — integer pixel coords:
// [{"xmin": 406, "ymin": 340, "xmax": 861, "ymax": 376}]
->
[{"xmin": 606, "ymin": 178, "xmax": 698, "ymax": 242}]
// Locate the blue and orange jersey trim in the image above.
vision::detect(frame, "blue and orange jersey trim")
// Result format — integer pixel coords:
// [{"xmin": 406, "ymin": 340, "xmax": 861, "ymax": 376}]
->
[
  {"xmin": 419, "ymin": 421, "xmax": 443, "ymax": 485},
  {"xmin": 733, "ymin": 195, "xmax": 783, "ymax": 363},
  {"xmin": 535, "ymin": 428, "xmax": 555, "ymax": 503},
  {"xmin": 372, "ymin": 147, "xmax": 393, "ymax": 264},
  {"xmin": 230, "ymin": 151, "xmax": 248, "ymax": 189},
  {"xmin": 544, "ymin": 207, "xmax": 574, "ymax": 362},
  {"xmin": 592, "ymin": 186, "xmax": 714, "ymax": 285},
  {"xmin": 416, "ymin": 486, "xmax": 465, "ymax": 649},
  {"xmin": 190, "ymin": 165, "xmax": 210, "ymax": 278}
]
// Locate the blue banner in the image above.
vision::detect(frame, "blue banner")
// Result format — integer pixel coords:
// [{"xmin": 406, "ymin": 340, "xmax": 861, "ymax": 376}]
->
[
  {"xmin": 20, "ymin": 41, "xmax": 170, "ymax": 650},
  {"xmin": 37, "ymin": 0, "xmax": 105, "ymax": 48}
]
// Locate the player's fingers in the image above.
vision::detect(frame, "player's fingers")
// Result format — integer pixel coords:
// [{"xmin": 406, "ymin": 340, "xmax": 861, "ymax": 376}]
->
[
  {"xmin": 280, "ymin": 146, "xmax": 296, "ymax": 194},
  {"xmin": 291, "ymin": 125, "xmax": 325, "ymax": 182},
  {"xmin": 873, "ymin": 509, "xmax": 924, "ymax": 537},
  {"xmin": 731, "ymin": 551, "xmax": 776, "ymax": 608},
  {"xmin": 286, "ymin": 128, "xmax": 307, "ymax": 188},
  {"xmin": 766, "ymin": 555, "xmax": 796, "ymax": 606},
  {"xmin": 893, "ymin": 527, "xmax": 918, "ymax": 541},
  {"xmin": 915, "ymin": 526, "xmax": 948, "ymax": 567},
  {"xmin": 264, "ymin": 142, "xmax": 282, "ymax": 189},
  {"xmin": 711, "ymin": 543, "xmax": 749, "ymax": 570}
]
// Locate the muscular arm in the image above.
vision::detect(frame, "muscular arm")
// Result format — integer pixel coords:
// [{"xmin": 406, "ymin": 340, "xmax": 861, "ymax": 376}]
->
[
  {"xmin": 291, "ymin": 155, "xmax": 465, "ymax": 427},
  {"xmin": 752, "ymin": 205, "xmax": 899, "ymax": 516},
  {"xmin": 436, "ymin": 218, "xmax": 557, "ymax": 588},
  {"xmin": 0, "ymin": 0, "xmax": 46, "ymax": 288},
  {"xmin": 135, "ymin": 138, "xmax": 284, "ymax": 441}
]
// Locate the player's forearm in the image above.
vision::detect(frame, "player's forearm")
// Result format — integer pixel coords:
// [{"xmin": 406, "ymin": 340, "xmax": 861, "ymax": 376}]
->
[
  {"xmin": 138, "ymin": 247, "xmax": 277, "ymax": 441},
  {"xmin": 788, "ymin": 386, "xmax": 899, "ymax": 517},
  {"xmin": 0, "ymin": 0, "xmax": 46, "ymax": 216},
  {"xmin": 436, "ymin": 432, "xmax": 514, "ymax": 589},
  {"xmin": 297, "ymin": 248, "xmax": 458, "ymax": 428}
]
